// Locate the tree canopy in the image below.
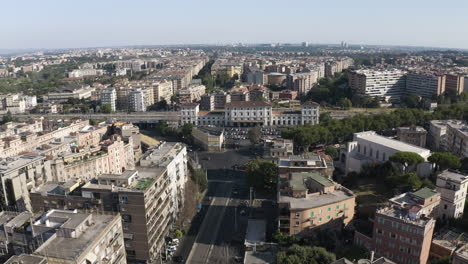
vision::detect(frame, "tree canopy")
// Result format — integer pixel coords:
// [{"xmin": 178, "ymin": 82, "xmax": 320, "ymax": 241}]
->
[
  {"xmin": 248, "ymin": 126, "xmax": 262, "ymax": 144},
  {"xmin": 276, "ymin": 245, "xmax": 336, "ymax": 264},
  {"xmin": 246, "ymin": 158, "xmax": 278, "ymax": 191},
  {"xmin": 428, "ymin": 152, "xmax": 462, "ymax": 171}
]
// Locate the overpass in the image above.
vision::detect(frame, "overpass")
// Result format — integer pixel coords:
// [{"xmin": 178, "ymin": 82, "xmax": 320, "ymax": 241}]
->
[{"xmin": 13, "ymin": 111, "xmax": 180, "ymax": 125}]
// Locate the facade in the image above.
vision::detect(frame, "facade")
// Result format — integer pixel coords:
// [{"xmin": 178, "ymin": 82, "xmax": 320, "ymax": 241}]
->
[
  {"xmin": 176, "ymin": 84, "xmax": 206, "ymax": 103},
  {"xmin": 192, "ymin": 127, "xmax": 224, "ymax": 152},
  {"xmin": 349, "ymin": 69, "xmax": 407, "ymax": 103},
  {"xmin": 128, "ymin": 89, "xmax": 148, "ymax": 112},
  {"xmin": 0, "ymin": 154, "xmax": 52, "ymax": 211},
  {"xmin": 46, "ymin": 85, "xmax": 95, "ymax": 103},
  {"xmin": 200, "ymin": 94, "xmax": 215, "ymax": 111},
  {"xmin": 436, "ymin": 170, "xmax": 468, "ymax": 219},
  {"xmin": 445, "ymin": 120, "xmax": 468, "ymax": 158},
  {"xmin": 33, "ymin": 210, "xmax": 126, "ymax": 264},
  {"xmin": 266, "ymin": 138, "xmax": 293, "ymax": 158},
  {"xmin": 246, "ymin": 70, "xmax": 265, "ymax": 85},
  {"xmin": 180, "ymin": 103, "xmax": 199, "ymax": 125},
  {"xmin": 224, "ymin": 101, "xmax": 272, "ymax": 126},
  {"xmin": 343, "ymin": 131, "xmax": 432, "ymax": 175},
  {"xmin": 100, "ymin": 87, "xmax": 117, "ymax": 112},
  {"xmin": 396, "ymin": 126, "xmax": 427, "ymax": 148},
  {"xmin": 444, "ymin": 74, "xmax": 465, "ymax": 95},
  {"xmin": 453, "ymin": 245, "xmax": 468, "ymax": 264},
  {"xmin": 429, "ymin": 120, "xmax": 450, "ymax": 151},
  {"xmin": 354, "ymin": 188, "xmax": 439, "ymax": 264},
  {"xmin": 286, "ymin": 72, "xmax": 318, "ymax": 95},
  {"xmin": 406, "ymin": 72, "xmax": 445, "ymax": 98},
  {"xmin": 152, "ymin": 80, "xmax": 173, "ymax": 103},
  {"xmin": 278, "ymin": 172, "xmax": 355, "ymax": 236}
]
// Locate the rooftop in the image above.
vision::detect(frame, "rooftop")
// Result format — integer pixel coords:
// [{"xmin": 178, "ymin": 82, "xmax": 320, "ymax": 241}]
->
[
  {"xmin": 194, "ymin": 126, "xmax": 224, "ymax": 136},
  {"xmin": 438, "ymin": 170, "xmax": 468, "ymax": 184},
  {"xmin": 354, "ymin": 131, "xmax": 431, "ymax": 156},
  {"xmin": 140, "ymin": 141, "xmax": 185, "ymax": 168},
  {"xmin": 432, "ymin": 229, "xmax": 468, "ymax": 251},
  {"xmin": 35, "ymin": 211, "xmax": 118, "ymax": 261},
  {"xmin": 412, "ymin": 187, "xmax": 438, "ymax": 200},
  {"xmin": 244, "ymin": 251, "xmax": 276, "ymax": 264},
  {"xmin": 279, "ymin": 187, "xmax": 354, "ymax": 210},
  {"xmin": 377, "ymin": 206, "xmax": 434, "ymax": 227},
  {"xmin": 244, "ymin": 219, "xmax": 266, "ymax": 247},
  {"xmin": 0, "ymin": 154, "xmax": 45, "ymax": 176},
  {"xmin": 5, "ymin": 254, "xmax": 47, "ymax": 264}
]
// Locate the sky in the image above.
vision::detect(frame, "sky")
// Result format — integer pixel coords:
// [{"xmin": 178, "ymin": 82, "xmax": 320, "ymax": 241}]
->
[{"xmin": 2, "ymin": 0, "xmax": 468, "ymax": 50}]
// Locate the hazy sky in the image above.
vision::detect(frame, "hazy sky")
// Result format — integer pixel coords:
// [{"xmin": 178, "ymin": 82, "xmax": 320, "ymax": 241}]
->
[{"xmin": 2, "ymin": 0, "xmax": 468, "ymax": 50}]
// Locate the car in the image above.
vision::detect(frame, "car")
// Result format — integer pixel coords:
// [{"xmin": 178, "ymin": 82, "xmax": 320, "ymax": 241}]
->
[
  {"xmin": 173, "ymin": 256, "xmax": 185, "ymax": 263},
  {"xmin": 172, "ymin": 238, "xmax": 180, "ymax": 245}
]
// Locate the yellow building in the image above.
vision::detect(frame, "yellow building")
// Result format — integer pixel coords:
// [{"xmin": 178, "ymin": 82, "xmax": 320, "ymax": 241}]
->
[{"xmin": 192, "ymin": 127, "xmax": 224, "ymax": 152}]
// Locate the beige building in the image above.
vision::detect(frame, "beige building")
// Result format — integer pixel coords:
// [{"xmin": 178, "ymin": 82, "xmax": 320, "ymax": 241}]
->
[
  {"xmin": 192, "ymin": 127, "xmax": 224, "ymax": 152},
  {"xmin": 397, "ymin": 126, "xmax": 427, "ymax": 148},
  {"xmin": 33, "ymin": 210, "xmax": 126, "ymax": 264},
  {"xmin": 278, "ymin": 172, "xmax": 355, "ymax": 236},
  {"xmin": 445, "ymin": 120, "xmax": 468, "ymax": 158},
  {"xmin": 265, "ymin": 138, "xmax": 293, "ymax": 158},
  {"xmin": 436, "ymin": 170, "xmax": 468, "ymax": 219}
]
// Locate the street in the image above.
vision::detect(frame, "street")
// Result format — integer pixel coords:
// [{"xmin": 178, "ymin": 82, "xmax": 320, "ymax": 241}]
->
[{"xmin": 180, "ymin": 148, "xmax": 253, "ymax": 264}]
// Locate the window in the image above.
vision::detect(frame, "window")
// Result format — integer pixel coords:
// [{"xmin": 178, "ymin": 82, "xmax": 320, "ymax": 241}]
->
[
  {"xmin": 376, "ymin": 238, "xmax": 382, "ymax": 244},
  {"xmin": 389, "ymin": 242, "xmax": 395, "ymax": 248},
  {"xmin": 336, "ymin": 205, "xmax": 339, "ymax": 210},
  {"xmin": 295, "ymin": 212, "xmax": 300, "ymax": 218},
  {"xmin": 310, "ymin": 212, "xmax": 314, "ymax": 217},
  {"xmin": 328, "ymin": 207, "xmax": 331, "ymax": 212},
  {"xmin": 327, "ymin": 216, "xmax": 331, "ymax": 220},
  {"xmin": 390, "ymin": 233, "xmax": 397, "ymax": 239},
  {"xmin": 295, "ymin": 221, "xmax": 300, "ymax": 226},
  {"xmin": 377, "ymin": 229, "xmax": 383, "ymax": 235},
  {"xmin": 318, "ymin": 217, "xmax": 322, "ymax": 222}
]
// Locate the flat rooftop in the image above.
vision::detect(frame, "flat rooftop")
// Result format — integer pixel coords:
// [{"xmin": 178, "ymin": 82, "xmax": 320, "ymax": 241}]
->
[
  {"xmin": 377, "ymin": 206, "xmax": 433, "ymax": 227},
  {"xmin": 0, "ymin": 154, "xmax": 45, "ymax": 175},
  {"xmin": 412, "ymin": 187, "xmax": 438, "ymax": 200},
  {"xmin": 5, "ymin": 254, "xmax": 47, "ymax": 264},
  {"xmin": 244, "ymin": 251, "xmax": 276, "ymax": 264},
  {"xmin": 438, "ymin": 170, "xmax": 468, "ymax": 184},
  {"xmin": 279, "ymin": 188, "xmax": 354, "ymax": 210},
  {"xmin": 35, "ymin": 213, "xmax": 117, "ymax": 261},
  {"xmin": 245, "ymin": 219, "xmax": 266, "ymax": 247},
  {"xmin": 432, "ymin": 229, "xmax": 468, "ymax": 251},
  {"xmin": 140, "ymin": 141, "xmax": 185, "ymax": 167}
]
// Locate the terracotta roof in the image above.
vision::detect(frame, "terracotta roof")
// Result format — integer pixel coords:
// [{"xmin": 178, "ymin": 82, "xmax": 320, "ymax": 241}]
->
[{"xmin": 225, "ymin": 101, "xmax": 272, "ymax": 108}]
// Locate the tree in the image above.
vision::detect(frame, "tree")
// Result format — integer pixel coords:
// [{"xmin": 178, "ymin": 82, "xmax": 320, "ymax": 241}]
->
[
  {"xmin": 1, "ymin": 111, "xmax": 13, "ymax": 124},
  {"xmin": 246, "ymin": 158, "xmax": 278, "ymax": 191},
  {"xmin": 180, "ymin": 123, "xmax": 193, "ymax": 138},
  {"xmin": 404, "ymin": 94, "xmax": 420, "ymax": 108},
  {"xmin": 170, "ymin": 95, "xmax": 179, "ymax": 104},
  {"xmin": 428, "ymin": 152, "xmax": 462, "ymax": 171},
  {"xmin": 325, "ymin": 146, "xmax": 339, "ymax": 159},
  {"xmin": 338, "ymin": 98, "xmax": 352, "ymax": 110},
  {"xmin": 389, "ymin": 152, "xmax": 425, "ymax": 173},
  {"xmin": 101, "ymin": 104, "xmax": 112, "ymax": 113},
  {"xmin": 193, "ymin": 168, "xmax": 208, "ymax": 192},
  {"xmin": 248, "ymin": 126, "xmax": 262, "ymax": 144},
  {"xmin": 277, "ymin": 245, "xmax": 336, "ymax": 264},
  {"xmin": 386, "ymin": 173, "xmax": 422, "ymax": 191}
]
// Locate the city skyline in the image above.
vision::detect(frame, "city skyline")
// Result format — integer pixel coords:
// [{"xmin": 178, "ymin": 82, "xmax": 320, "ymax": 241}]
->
[{"xmin": 2, "ymin": 0, "xmax": 468, "ymax": 50}]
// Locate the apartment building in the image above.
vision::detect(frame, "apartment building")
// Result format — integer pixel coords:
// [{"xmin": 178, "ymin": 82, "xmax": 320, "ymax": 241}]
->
[
  {"xmin": 278, "ymin": 172, "xmax": 355, "ymax": 236},
  {"xmin": 343, "ymin": 131, "xmax": 432, "ymax": 176},
  {"xmin": 246, "ymin": 70, "xmax": 265, "ymax": 85},
  {"xmin": 100, "ymin": 87, "xmax": 117, "ymax": 111},
  {"xmin": 354, "ymin": 188, "xmax": 438, "ymax": 264},
  {"xmin": 0, "ymin": 211, "xmax": 36, "ymax": 256},
  {"xmin": 396, "ymin": 126, "xmax": 427, "ymax": 148},
  {"xmin": 5, "ymin": 254, "xmax": 48, "ymax": 264},
  {"xmin": 0, "ymin": 119, "xmax": 89, "ymax": 158},
  {"xmin": 436, "ymin": 170, "xmax": 468, "ymax": 219},
  {"xmin": 153, "ymin": 80, "xmax": 173, "ymax": 103},
  {"xmin": 248, "ymin": 85, "xmax": 269, "ymax": 102},
  {"xmin": 230, "ymin": 87, "xmax": 250, "ymax": 102},
  {"xmin": 128, "ymin": 89, "xmax": 148, "ymax": 112},
  {"xmin": 33, "ymin": 210, "xmax": 126, "ymax": 264},
  {"xmin": 444, "ymin": 74, "xmax": 465, "ymax": 95},
  {"xmin": 406, "ymin": 72, "xmax": 445, "ymax": 98},
  {"xmin": 180, "ymin": 103, "xmax": 199, "ymax": 125},
  {"xmin": 429, "ymin": 120, "xmax": 451, "ymax": 151},
  {"xmin": 453, "ymin": 245, "xmax": 468, "ymax": 264},
  {"xmin": 445, "ymin": 120, "xmax": 468, "ymax": 158},
  {"xmin": 200, "ymin": 94, "xmax": 215, "ymax": 111},
  {"xmin": 0, "ymin": 154, "xmax": 51, "ymax": 211},
  {"xmin": 176, "ymin": 84, "xmax": 206, "ymax": 103},
  {"xmin": 348, "ymin": 69, "xmax": 407, "ymax": 103},
  {"xmin": 286, "ymin": 72, "xmax": 318, "ymax": 95}
]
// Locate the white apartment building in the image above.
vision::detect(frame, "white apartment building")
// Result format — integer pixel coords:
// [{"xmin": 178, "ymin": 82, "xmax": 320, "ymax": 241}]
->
[
  {"xmin": 343, "ymin": 131, "xmax": 432, "ymax": 176},
  {"xmin": 153, "ymin": 80, "xmax": 173, "ymax": 102},
  {"xmin": 68, "ymin": 68, "xmax": 104, "ymax": 78},
  {"xmin": 100, "ymin": 87, "xmax": 117, "ymax": 111},
  {"xmin": 436, "ymin": 170, "xmax": 468, "ymax": 219},
  {"xmin": 446, "ymin": 120, "xmax": 468, "ymax": 158},
  {"xmin": 224, "ymin": 101, "xmax": 273, "ymax": 126},
  {"xmin": 33, "ymin": 210, "xmax": 126, "ymax": 264},
  {"xmin": 349, "ymin": 69, "xmax": 407, "ymax": 103},
  {"xmin": 129, "ymin": 89, "xmax": 147, "ymax": 112},
  {"xmin": 406, "ymin": 72, "xmax": 445, "ymax": 98},
  {"xmin": 429, "ymin": 120, "xmax": 450, "ymax": 151},
  {"xmin": 180, "ymin": 103, "xmax": 199, "ymax": 125}
]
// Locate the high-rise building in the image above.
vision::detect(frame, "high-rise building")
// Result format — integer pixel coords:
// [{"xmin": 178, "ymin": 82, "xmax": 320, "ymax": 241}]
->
[
  {"xmin": 406, "ymin": 72, "xmax": 445, "ymax": 98},
  {"xmin": 444, "ymin": 74, "xmax": 465, "ymax": 95},
  {"xmin": 348, "ymin": 69, "xmax": 407, "ymax": 103},
  {"xmin": 128, "ymin": 89, "xmax": 147, "ymax": 112},
  {"xmin": 100, "ymin": 87, "xmax": 117, "ymax": 111}
]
